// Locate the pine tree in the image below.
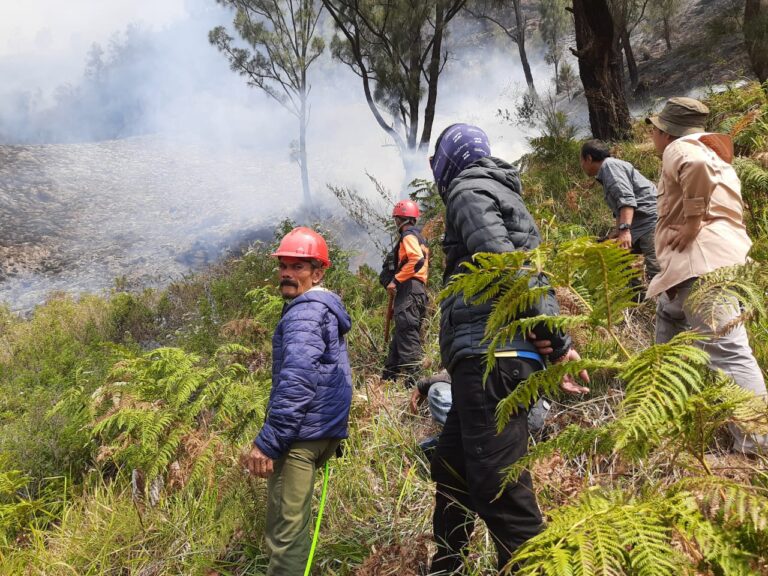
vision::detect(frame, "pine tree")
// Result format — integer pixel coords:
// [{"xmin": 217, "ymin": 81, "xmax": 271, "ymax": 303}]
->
[
  {"xmin": 322, "ymin": 0, "xmax": 467, "ymax": 186},
  {"xmin": 210, "ymin": 0, "xmax": 324, "ymax": 206}
]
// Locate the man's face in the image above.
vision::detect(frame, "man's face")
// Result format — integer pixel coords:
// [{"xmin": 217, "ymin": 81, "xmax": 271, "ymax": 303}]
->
[
  {"xmin": 278, "ymin": 257, "xmax": 323, "ymax": 299},
  {"xmin": 651, "ymin": 126, "xmax": 671, "ymax": 156},
  {"xmin": 579, "ymin": 154, "xmax": 598, "ymax": 177}
]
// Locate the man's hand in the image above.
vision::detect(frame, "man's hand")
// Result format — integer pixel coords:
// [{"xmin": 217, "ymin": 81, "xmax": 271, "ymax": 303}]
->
[
  {"xmin": 616, "ymin": 229, "xmax": 632, "ymax": 250},
  {"xmin": 526, "ymin": 335, "xmax": 589, "ymax": 394},
  {"xmin": 669, "ymin": 218, "xmax": 703, "ymax": 252},
  {"xmin": 527, "ymin": 333, "xmax": 553, "ymax": 356},
  {"xmin": 386, "ymin": 281, "xmax": 396, "ymax": 296},
  {"xmin": 553, "ymin": 348, "xmax": 590, "ymax": 395},
  {"xmin": 240, "ymin": 445, "xmax": 274, "ymax": 478},
  {"xmin": 410, "ymin": 387, "xmax": 426, "ymax": 414}
]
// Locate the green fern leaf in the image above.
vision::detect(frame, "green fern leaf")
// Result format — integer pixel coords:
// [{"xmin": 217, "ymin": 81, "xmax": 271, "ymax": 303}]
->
[
  {"xmin": 496, "ymin": 358, "xmax": 624, "ymax": 432},
  {"xmin": 614, "ymin": 333, "xmax": 710, "ymax": 453},
  {"xmin": 686, "ymin": 263, "xmax": 767, "ymax": 334}
]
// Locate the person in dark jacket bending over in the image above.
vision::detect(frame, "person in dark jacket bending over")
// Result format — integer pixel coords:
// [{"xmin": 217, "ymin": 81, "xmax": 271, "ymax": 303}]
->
[
  {"xmin": 241, "ymin": 227, "xmax": 353, "ymax": 576},
  {"xmin": 429, "ymin": 124, "xmax": 590, "ymax": 574},
  {"xmin": 383, "ymin": 199, "xmax": 430, "ymax": 387}
]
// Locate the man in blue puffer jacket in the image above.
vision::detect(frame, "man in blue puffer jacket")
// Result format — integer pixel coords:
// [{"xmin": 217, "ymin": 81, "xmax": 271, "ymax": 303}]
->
[
  {"xmin": 428, "ymin": 124, "xmax": 590, "ymax": 575},
  {"xmin": 241, "ymin": 227, "xmax": 352, "ymax": 576}
]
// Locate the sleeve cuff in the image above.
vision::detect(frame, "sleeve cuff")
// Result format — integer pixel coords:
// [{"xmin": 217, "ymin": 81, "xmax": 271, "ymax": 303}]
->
[
  {"xmin": 254, "ymin": 434, "xmax": 281, "ymax": 460},
  {"xmin": 547, "ymin": 334, "xmax": 573, "ymax": 364}
]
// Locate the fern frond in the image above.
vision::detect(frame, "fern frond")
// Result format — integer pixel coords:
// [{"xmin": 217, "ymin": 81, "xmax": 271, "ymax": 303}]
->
[
  {"xmin": 512, "ymin": 489, "xmax": 687, "ymax": 576},
  {"xmin": 496, "ymin": 358, "xmax": 624, "ymax": 432},
  {"xmin": 672, "ymin": 476, "xmax": 768, "ymax": 532},
  {"xmin": 548, "ymin": 237, "xmax": 641, "ymax": 325},
  {"xmin": 215, "ymin": 343, "xmax": 255, "ymax": 359},
  {"xmin": 726, "ymin": 384, "xmax": 768, "ymax": 434},
  {"xmin": 146, "ymin": 424, "xmax": 188, "ymax": 479},
  {"xmin": 686, "ymin": 263, "xmax": 767, "ymax": 334},
  {"xmin": 483, "ymin": 314, "xmax": 590, "ymax": 381},
  {"xmin": 734, "ymin": 157, "xmax": 768, "ymax": 191},
  {"xmin": 89, "ymin": 346, "xmax": 271, "ymax": 488},
  {"xmin": 615, "ymin": 505, "xmax": 681, "ymax": 576},
  {"xmin": 502, "ymin": 424, "xmax": 613, "ymax": 485},
  {"xmin": 187, "ymin": 438, "xmax": 223, "ymax": 487},
  {"xmin": 487, "ymin": 314, "xmax": 589, "ymax": 353},
  {"xmin": 247, "ymin": 286, "xmax": 284, "ymax": 323},
  {"xmin": 568, "ymin": 240, "xmax": 640, "ymax": 327},
  {"xmin": 439, "ymin": 250, "xmax": 536, "ymax": 305},
  {"xmin": 485, "ymin": 284, "xmax": 554, "ymax": 336},
  {"xmin": 613, "ymin": 332, "xmax": 710, "ymax": 454},
  {"xmin": 669, "ymin": 490, "xmax": 759, "ymax": 573}
]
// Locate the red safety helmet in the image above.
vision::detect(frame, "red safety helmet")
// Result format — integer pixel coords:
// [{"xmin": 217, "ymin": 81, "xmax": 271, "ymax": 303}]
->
[
  {"xmin": 392, "ymin": 199, "xmax": 420, "ymax": 219},
  {"xmin": 272, "ymin": 227, "xmax": 331, "ymax": 268}
]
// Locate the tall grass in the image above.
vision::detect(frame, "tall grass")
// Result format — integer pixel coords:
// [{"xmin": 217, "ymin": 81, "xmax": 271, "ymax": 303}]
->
[{"xmin": 0, "ymin": 84, "xmax": 767, "ymax": 574}]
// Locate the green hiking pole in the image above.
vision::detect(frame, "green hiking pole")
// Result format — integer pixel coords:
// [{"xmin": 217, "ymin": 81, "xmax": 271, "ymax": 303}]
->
[{"xmin": 304, "ymin": 460, "xmax": 330, "ymax": 576}]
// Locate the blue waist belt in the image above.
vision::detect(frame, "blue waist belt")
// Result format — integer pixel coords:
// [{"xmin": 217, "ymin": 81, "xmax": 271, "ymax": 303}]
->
[{"xmin": 495, "ymin": 349, "xmax": 545, "ymax": 367}]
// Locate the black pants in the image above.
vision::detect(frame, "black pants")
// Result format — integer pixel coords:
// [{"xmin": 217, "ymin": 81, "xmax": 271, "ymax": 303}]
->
[
  {"xmin": 430, "ymin": 357, "xmax": 543, "ymax": 575},
  {"xmin": 383, "ymin": 280, "xmax": 427, "ymax": 387}
]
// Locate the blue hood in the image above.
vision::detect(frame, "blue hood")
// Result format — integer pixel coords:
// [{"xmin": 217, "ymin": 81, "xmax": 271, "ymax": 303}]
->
[{"xmin": 284, "ymin": 288, "xmax": 352, "ymax": 335}]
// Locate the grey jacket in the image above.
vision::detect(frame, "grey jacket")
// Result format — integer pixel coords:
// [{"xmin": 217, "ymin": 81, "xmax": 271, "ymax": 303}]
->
[{"xmin": 439, "ymin": 156, "xmax": 572, "ymax": 370}]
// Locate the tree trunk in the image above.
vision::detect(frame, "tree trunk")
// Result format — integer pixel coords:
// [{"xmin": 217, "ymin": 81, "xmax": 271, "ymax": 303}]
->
[
  {"xmin": 420, "ymin": 2, "xmax": 446, "ymax": 150},
  {"xmin": 299, "ymin": 93, "xmax": 312, "ymax": 206},
  {"xmin": 571, "ymin": 0, "xmax": 631, "ymax": 140},
  {"xmin": 621, "ymin": 27, "xmax": 638, "ymax": 91},
  {"xmin": 745, "ymin": 0, "xmax": 768, "ymax": 91},
  {"xmin": 662, "ymin": 16, "xmax": 672, "ymax": 51},
  {"xmin": 513, "ymin": 0, "xmax": 536, "ymax": 93},
  {"xmin": 407, "ymin": 27, "xmax": 422, "ymax": 151},
  {"xmin": 321, "ymin": 2, "xmax": 407, "ymax": 151}
]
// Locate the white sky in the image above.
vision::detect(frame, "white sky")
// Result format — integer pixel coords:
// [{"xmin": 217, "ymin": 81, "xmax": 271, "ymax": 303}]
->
[{"xmin": 0, "ymin": 0, "xmax": 187, "ymax": 56}]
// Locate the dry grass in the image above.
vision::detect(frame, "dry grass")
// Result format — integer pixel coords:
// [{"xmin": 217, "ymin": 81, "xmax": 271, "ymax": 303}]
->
[{"xmin": 354, "ymin": 535, "xmax": 431, "ymax": 576}]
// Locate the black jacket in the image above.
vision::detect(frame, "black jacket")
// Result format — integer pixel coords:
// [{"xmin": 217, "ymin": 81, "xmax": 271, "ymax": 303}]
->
[{"xmin": 439, "ymin": 156, "xmax": 571, "ymax": 370}]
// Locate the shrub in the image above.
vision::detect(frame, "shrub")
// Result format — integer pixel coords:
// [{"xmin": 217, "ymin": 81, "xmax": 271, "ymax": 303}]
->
[
  {"xmin": 443, "ymin": 240, "xmax": 768, "ymax": 574},
  {"xmin": 90, "ymin": 345, "xmax": 270, "ymax": 490}
]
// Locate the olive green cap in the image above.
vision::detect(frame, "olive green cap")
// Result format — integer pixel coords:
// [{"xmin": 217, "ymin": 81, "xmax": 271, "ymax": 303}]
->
[{"xmin": 645, "ymin": 97, "xmax": 709, "ymax": 137}]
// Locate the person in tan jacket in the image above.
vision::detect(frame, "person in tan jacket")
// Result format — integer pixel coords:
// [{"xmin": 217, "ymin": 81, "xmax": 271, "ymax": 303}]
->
[{"xmin": 646, "ymin": 97, "xmax": 767, "ymax": 456}]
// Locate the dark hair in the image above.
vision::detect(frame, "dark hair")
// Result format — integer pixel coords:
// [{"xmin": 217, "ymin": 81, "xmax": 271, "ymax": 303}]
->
[{"xmin": 580, "ymin": 139, "xmax": 611, "ymax": 161}]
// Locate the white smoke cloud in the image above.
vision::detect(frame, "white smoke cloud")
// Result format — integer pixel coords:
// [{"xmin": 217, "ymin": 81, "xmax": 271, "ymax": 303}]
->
[{"xmin": 0, "ymin": 1, "xmax": 579, "ymax": 310}]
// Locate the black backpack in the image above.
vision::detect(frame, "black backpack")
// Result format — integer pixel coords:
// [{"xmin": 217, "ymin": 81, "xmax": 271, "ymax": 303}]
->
[{"xmin": 379, "ymin": 242, "xmax": 398, "ymax": 288}]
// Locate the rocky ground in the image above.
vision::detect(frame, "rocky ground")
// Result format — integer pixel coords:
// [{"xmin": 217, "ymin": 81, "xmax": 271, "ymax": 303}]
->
[
  {"xmin": 632, "ymin": 0, "xmax": 753, "ymax": 99},
  {"xmin": 0, "ymin": 0, "xmax": 755, "ymax": 312},
  {"xmin": 0, "ymin": 136, "xmax": 304, "ymax": 310}
]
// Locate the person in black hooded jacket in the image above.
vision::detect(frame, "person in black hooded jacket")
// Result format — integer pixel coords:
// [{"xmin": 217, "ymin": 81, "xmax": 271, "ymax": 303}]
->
[{"xmin": 428, "ymin": 123, "xmax": 590, "ymax": 575}]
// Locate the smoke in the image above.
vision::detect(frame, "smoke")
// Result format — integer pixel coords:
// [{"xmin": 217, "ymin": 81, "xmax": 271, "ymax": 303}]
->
[
  {"xmin": 0, "ymin": 1, "xmax": 578, "ymax": 310},
  {"xmin": 0, "ymin": 2, "xmax": 569, "ymax": 167}
]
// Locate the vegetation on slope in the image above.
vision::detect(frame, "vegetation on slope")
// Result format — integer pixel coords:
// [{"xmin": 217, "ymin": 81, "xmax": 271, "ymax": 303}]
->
[{"xmin": 0, "ymin": 82, "xmax": 767, "ymax": 575}]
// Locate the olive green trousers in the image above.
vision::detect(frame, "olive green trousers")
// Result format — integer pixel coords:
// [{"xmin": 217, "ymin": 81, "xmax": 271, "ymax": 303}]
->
[{"xmin": 265, "ymin": 439, "xmax": 339, "ymax": 576}]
